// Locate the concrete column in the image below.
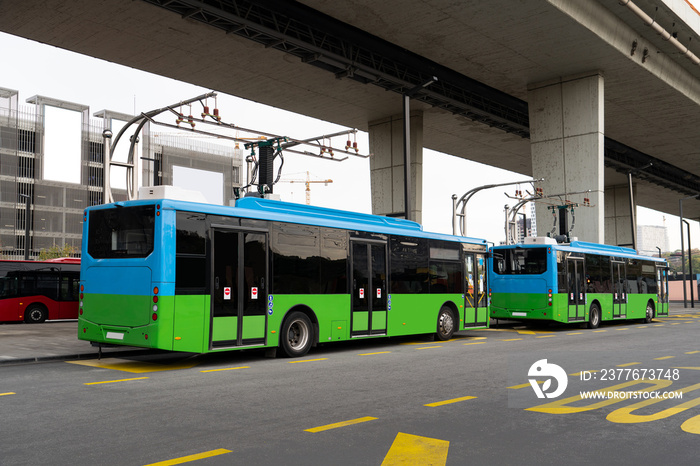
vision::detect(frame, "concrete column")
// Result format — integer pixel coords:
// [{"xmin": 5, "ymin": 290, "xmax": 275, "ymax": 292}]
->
[
  {"xmin": 528, "ymin": 72, "xmax": 604, "ymax": 243},
  {"xmin": 368, "ymin": 112, "xmax": 423, "ymax": 224},
  {"xmin": 604, "ymin": 185, "xmax": 635, "ymax": 247}
]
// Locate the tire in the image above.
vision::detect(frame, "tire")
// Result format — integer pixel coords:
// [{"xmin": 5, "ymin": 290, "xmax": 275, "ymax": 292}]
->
[
  {"xmin": 586, "ymin": 303, "xmax": 600, "ymax": 329},
  {"xmin": 644, "ymin": 301, "xmax": 654, "ymax": 324},
  {"xmin": 280, "ymin": 311, "xmax": 313, "ymax": 358},
  {"xmin": 436, "ymin": 306, "xmax": 456, "ymax": 341},
  {"xmin": 24, "ymin": 304, "xmax": 47, "ymax": 324}
]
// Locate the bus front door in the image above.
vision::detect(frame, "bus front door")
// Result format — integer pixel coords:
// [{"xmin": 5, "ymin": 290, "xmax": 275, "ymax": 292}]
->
[
  {"xmin": 464, "ymin": 253, "xmax": 488, "ymax": 328},
  {"xmin": 567, "ymin": 258, "xmax": 586, "ymax": 321},
  {"xmin": 351, "ymin": 240, "xmax": 387, "ymax": 336},
  {"xmin": 612, "ymin": 260, "xmax": 626, "ymax": 318},
  {"xmin": 656, "ymin": 265, "xmax": 669, "ymax": 316},
  {"xmin": 211, "ymin": 229, "xmax": 268, "ymax": 349}
]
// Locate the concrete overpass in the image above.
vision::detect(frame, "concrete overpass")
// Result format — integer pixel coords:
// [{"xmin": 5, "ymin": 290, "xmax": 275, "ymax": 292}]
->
[{"xmin": 2, "ymin": 0, "xmax": 700, "ymax": 244}]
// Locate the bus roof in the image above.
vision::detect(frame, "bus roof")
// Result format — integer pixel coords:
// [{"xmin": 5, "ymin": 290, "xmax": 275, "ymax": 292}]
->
[
  {"xmin": 92, "ymin": 197, "xmax": 487, "ymax": 246},
  {"xmin": 493, "ymin": 239, "xmax": 666, "ymax": 263}
]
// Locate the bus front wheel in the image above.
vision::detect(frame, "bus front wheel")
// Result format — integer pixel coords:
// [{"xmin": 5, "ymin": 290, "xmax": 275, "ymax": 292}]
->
[
  {"xmin": 436, "ymin": 307, "xmax": 456, "ymax": 341},
  {"xmin": 24, "ymin": 304, "xmax": 47, "ymax": 324},
  {"xmin": 586, "ymin": 304, "xmax": 600, "ymax": 329},
  {"xmin": 280, "ymin": 312, "xmax": 313, "ymax": 358},
  {"xmin": 645, "ymin": 302, "xmax": 654, "ymax": 324}
]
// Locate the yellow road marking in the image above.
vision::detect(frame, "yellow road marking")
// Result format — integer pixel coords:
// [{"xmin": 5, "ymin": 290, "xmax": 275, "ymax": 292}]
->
[
  {"xmin": 200, "ymin": 366, "xmax": 250, "ymax": 373},
  {"xmin": 381, "ymin": 433, "xmax": 449, "ymax": 466},
  {"xmin": 0, "ymin": 392, "xmax": 16, "ymax": 396},
  {"xmin": 616, "ymin": 362, "xmax": 641, "ymax": 367},
  {"xmin": 305, "ymin": 416, "xmax": 377, "ymax": 433},
  {"xmin": 424, "ymin": 396, "xmax": 477, "ymax": 407},
  {"xmin": 570, "ymin": 370, "xmax": 599, "ymax": 376},
  {"xmin": 607, "ymin": 383, "xmax": 700, "ymax": 424},
  {"xmin": 671, "ymin": 323, "xmax": 682, "ymax": 325},
  {"xmin": 68, "ymin": 358, "xmax": 199, "ymax": 373},
  {"xmin": 416, "ymin": 346, "xmax": 443, "ymax": 350},
  {"xmin": 84, "ymin": 377, "xmax": 149, "ymax": 385},
  {"xmin": 593, "ymin": 330, "xmax": 607, "ymax": 332},
  {"xmin": 567, "ymin": 332, "xmax": 583, "ymax": 335},
  {"xmin": 463, "ymin": 342, "xmax": 486, "ymax": 345},
  {"xmin": 615, "ymin": 328, "xmax": 629, "ymax": 331},
  {"xmin": 654, "ymin": 356, "xmax": 674, "ymax": 360},
  {"xmin": 359, "ymin": 351, "xmax": 391, "ymax": 356},
  {"xmin": 686, "ymin": 351, "xmax": 700, "ymax": 354},
  {"xmin": 143, "ymin": 448, "xmax": 232, "ymax": 465},
  {"xmin": 681, "ymin": 415, "xmax": 700, "ymax": 434},
  {"xmin": 672, "ymin": 367, "xmax": 700, "ymax": 370},
  {"xmin": 288, "ymin": 358, "xmax": 328, "ymax": 364},
  {"xmin": 502, "ymin": 338, "xmax": 522, "ymax": 341},
  {"xmin": 653, "ymin": 324, "xmax": 665, "ymax": 327},
  {"xmin": 536, "ymin": 335, "xmax": 556, "ymax": 338}
]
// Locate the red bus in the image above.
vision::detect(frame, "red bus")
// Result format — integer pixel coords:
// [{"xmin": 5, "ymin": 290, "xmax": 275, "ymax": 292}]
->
[{"xmin": 0, "ymin": 258, "xmax": 80, "ymax": 323}]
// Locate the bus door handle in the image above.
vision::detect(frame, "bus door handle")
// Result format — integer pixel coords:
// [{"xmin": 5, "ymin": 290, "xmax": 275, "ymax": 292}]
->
[
  {"xmin": 215, "ymin": 277, "xmax": 220, "ymax": 290},
  {"xmin": 260, "ymin": 277, "xmax": 265, "ymax": 290}
]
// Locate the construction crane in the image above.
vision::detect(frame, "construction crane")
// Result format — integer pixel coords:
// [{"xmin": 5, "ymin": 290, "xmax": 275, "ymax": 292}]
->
[{"xmin": 281, "ymin": 171, "xmax": 333, "ymax": 205}]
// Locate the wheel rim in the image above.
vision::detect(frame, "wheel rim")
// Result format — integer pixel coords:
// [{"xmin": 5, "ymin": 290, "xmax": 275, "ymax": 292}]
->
[
  {"xmin": 647, "ymin": 305, "xmax": 653, "ymax": 321},
  {"xmin": 28, "ymin": 309, "xmax": 41, "ymax": 322},
  {"xmin": 439, "ymin": 311, "xmax": 454, "ymax": 336},
  {"xmin": 288, "ymin": 319, "xmax": 309, "ymax": 349},
  {"xmin": 591, "ymin": 308, "xmax": 599, "ymax": 326}
]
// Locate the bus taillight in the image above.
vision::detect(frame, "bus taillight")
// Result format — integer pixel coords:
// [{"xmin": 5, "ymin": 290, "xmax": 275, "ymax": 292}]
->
[{"xmin": 152, "ymin": 313, "xmax": 158, "ymax": 321}]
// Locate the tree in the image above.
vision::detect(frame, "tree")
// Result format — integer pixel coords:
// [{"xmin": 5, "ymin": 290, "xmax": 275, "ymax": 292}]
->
[{"xmin": 38, "ymin": 244, "xmax": 76, "ymax": 260}]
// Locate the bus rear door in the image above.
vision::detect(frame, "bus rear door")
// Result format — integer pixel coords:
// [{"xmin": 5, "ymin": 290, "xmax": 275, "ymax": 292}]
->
[
  {"xmin": 465, "ymin": 252, "xmax": 488, "ymax": 328},
  {"xmin": 612, "ymin": 260, "xmax": 627, "ymax": 318},
  {"xmin": 656, "ymin": 265, "xmax": 669, "ymax": 316},
  {"xmin": 211, "ymin": 228, "xmax": 268, "ymax": 349},
  {"xmin": 350, "ymin": 240, "xmax": 387, "ymax": 336}
]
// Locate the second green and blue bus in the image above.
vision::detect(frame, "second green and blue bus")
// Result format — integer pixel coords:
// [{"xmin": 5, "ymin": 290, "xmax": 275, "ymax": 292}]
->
[
  {"xmin": 78, "ymin": 194, "xmax": 489, "ymax": 357},
  {"xmin": 489, "ymin": 237, "xmax": 669, "ymax": 328}
]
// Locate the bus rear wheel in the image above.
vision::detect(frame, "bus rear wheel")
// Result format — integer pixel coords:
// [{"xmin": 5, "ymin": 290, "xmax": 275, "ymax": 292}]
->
[
  {"xmin": 280, "ymin": 312, "xmax": 313, "ymax": 358},
  {"xmin": 645, "ymin": 302, "xmax": 654, "ymax": 324},
  {"xmin": 586, "ymin": 304, "xmax": 600, "ymax": 329},
  {"xmin": 24, "ymin": 304, "xmax": 47, "ymax": 324},
  {"xmin": 436, "ymin": 307, "xmax": 456, "ymax": 341}
]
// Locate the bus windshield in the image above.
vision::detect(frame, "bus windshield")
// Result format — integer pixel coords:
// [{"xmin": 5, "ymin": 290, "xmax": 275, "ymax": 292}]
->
[
  {"xmin": 88, "ymin": 205, "xmax": 155, "ymax": 258},
  {"xmin": 493, "ymin": 247, "xmax": 547, "ymax": 275}
]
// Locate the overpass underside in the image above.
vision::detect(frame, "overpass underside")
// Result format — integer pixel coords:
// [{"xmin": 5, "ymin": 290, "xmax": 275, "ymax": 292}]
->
[{"xmin": 1, "ymin": 0, "xmax": 700, "ymax": 245}]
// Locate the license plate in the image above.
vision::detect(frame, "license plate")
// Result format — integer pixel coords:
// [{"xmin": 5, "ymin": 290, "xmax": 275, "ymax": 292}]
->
[
  {"xmin": 512, "ymin": 312, "xmax": 527, "ymax": 317},
  {"xmin": 105, "ymin": 332, "xmax": 124, "ymax": 340}
]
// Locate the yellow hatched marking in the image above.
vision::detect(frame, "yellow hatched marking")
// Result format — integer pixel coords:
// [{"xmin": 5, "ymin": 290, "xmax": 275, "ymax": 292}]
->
[
  {"xmin": 617, "ymin": 362, "xmax": 641, "ymax": 367},
  {"xmin": 68, "ymin": 358, "xmax": 199, "ymax": 373},
  {"xmin": 143, "ymin": 448, "xmax": 232, "ymax": 466},
  {"xmin": 508, "ymin": 380, "xmax": 543, "ymax": 390},
  {"xmin": 0, "ymin": 392, "xmax": 16, "ymax": 396},
  {"xmin": 288, "ymin": 358, "xmax": 328, "ymax": 364},
  {"xmin": 536, "ymin": 335, "xmax": 556, "ymax": 338},
  {"xmin": 502, "ymin": 338, "xmax": 522, "ymax": 341},
  {"xmin": 381, "ymin": 433, "xmax": 449, "ymax": 466},
  {"xmin": 85, "ymin": 377, "xmax": 149, "ymax": 385},
  {"xmin": 359, "ymin": 351, "xmax": 391, "ymax": 356},
  {"xmin": 200, "ymin": 366, "xmax": 250, "ymax": 373},
  {"xmin": 305, "ymin": 416, "xmax": 377, "ymax": 433},
  {"xmin": 463, "ymin": 342, "xmax": 486, "ymax": 345},
  {"xmin": 425, "ymin": 396, "xmax": 477, "ymax": 407},
  {"xmin": 416, "ymin": 346, "xmax": 443, "ymax": 350},
  {"xmin": 654, "ymin": 356, "xmax": 674, "ymax": 360},
  {"xmin": 686, "ymin": 351, "xmax": 700, "ymax": 354}
]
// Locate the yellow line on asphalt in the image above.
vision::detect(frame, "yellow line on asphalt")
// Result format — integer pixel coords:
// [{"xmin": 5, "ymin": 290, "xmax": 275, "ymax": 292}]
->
[
  {"xmin": 200, "ymin": 366, "xmax": 250, "ymax": 373},
  {"xmin": 417, "ymin": 346, "xmax": 443, "ymax": 350},
  {"xmin": 424, "ymin": 396, "xmax": 477, "ymax": 407},
  {"xmin": 502, "ymin": 338, "xmax": 522, "ymax": 341},
  {"xmin": 463, "ymin": 342, "xmax": 486, "ymax": 345},
  {"xmin": 508, "ymin": 380, "xmax": 543, "ymax": 389},
  {"xmin": 653, "ymin": 324, "xmax": 665, "ymax": 327},
  {"xmin": 671, "ymin": 323, "xmax": 682, "ymax": 325},
  {"xmin": 0, "ymin": 392, "xmax": 16, "ymax": 396},
  {"xmin": 381, "ymin": 432, "xmax": 449, "ymax": 465},
  {"xmin": 536, "ymin": 335, "xmax": 556, "ymax": 338},
  {"xmin": 359, "ymin": 351, "xmax": 391, "ymax": 356},
  {"xmin": 673, "ymin": 367, "xmax": 700, "ymax": 371},
  {"xmin": 616, "ymin": 362, "xmax": 641, "ymax": 367},
  {"xmin": 305, "ymin": 416, "xmax": 377, "ymax": 433},
  {"xmin": 85, "ymin": 377, "xmax": 149, "ymax": 385},
  {"xmin": 593, "ymin": 330, "xmax": 607, "ymax": 332},
  {"xmin": 615, "ymin": 328, "xmax": 629, "ymax": 331},
  {"xmin": 288, "ymin": 358, "xmax": 328, "ymax": 364},
  {"xmin": 143, "ymin": 448, "xmax": 232, "ymax": 465},
  {"xmin": 570, "ymin": 370, "xmax": 599, "ymax": 376},
  {"xmin": 654, "ymin": 356, "xmax": 674, "ymax": 360},
  {"xmin": 686, "ymin": 351, "xmax": 700, "ymax": 354},
  {"xmin": 567, "ymin": 332, "xmax": 583, "ymax": 335}
]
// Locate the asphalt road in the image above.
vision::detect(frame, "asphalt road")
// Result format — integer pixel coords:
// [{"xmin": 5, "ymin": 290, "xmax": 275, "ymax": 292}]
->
[{"xmin": 2, "ymin": 311, "xmax": 700, "ymax": 465}]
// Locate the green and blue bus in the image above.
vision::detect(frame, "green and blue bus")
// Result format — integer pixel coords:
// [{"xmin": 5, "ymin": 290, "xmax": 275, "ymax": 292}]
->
[
  {"xmin": 489, "ymin": 237, "xmax": 669, "ymax": 328},
  {"xmin": 78, "ymin": 195, "xmax": 489, "ymax": 357}
]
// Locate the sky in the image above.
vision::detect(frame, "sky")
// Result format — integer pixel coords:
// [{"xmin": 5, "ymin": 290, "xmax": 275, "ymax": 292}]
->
[{"xmin": 0, "ymin": 31, "xmax": 697, "ymax": 251}]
